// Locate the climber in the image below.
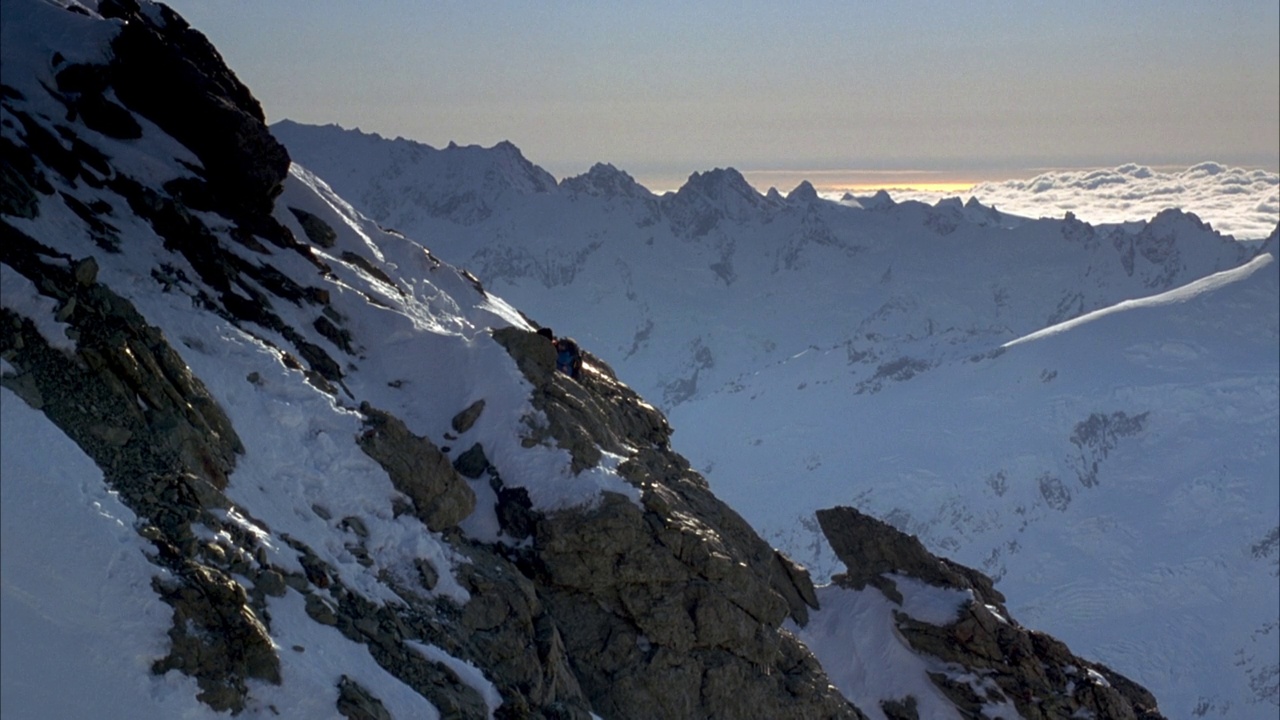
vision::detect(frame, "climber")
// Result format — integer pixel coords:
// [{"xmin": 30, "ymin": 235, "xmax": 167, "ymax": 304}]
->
[{"xmin": 554, "ymin": 336, "xmax": 583, "ymax": 379}]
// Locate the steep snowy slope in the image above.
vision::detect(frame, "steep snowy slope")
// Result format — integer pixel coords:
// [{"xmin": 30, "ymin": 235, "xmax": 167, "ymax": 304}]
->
[
  {"xmin": 2, "ymin": 1, "xmax": 1172, "ymax": 718},
  {"xmin": 275, "ymin": 121, "xmax": 1279, "ymax": 717}
]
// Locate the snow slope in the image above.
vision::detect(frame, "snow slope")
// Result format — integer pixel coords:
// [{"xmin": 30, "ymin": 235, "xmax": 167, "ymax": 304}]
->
[{"xmin": 275, "ymin": 120, "xmax": 1280, "ymax": 718}]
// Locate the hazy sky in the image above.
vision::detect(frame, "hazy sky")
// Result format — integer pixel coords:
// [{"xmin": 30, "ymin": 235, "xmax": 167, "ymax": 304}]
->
[{"xmin": 163, "ymin": 0, "xmax": 1279, "ymax": 190}]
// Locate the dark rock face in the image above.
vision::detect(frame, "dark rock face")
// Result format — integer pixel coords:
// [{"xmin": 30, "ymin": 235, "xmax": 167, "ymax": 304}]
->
[
  {"xmin": 99, "ymin": 0, "xmax": 290, "ymax": 218},
  {"xmin": 817, "ymin": 506, "xmax": 1165, "ymax": 720},
  {"xmin": 289, "ymin": 206, "xmax": 338, "ymax": 248},
  {"xmin": 337, "ymin": 676, "xmax": 393, "ymax": 720}
]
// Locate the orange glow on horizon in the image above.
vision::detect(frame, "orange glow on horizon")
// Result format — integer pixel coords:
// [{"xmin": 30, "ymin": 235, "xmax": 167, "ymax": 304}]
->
[{"xmin": 827, "ymin": 181, "xmax": 978, "ymax": 194}]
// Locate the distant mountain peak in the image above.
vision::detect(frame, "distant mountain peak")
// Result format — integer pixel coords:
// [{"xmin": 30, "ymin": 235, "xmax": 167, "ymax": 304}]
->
[
  {"xmin": 787, "ymin": 180, "xmax": 819, "ymax": 204},
  {"xmin": 561, "ymin": 162, "xmax": 653, "ymax": 200},
  {"xmin": 841, "ymin": 188, "xmax": 895, "ymax": 210},
  {"xmin": 270, "ymin": 121, "xmax": 557, "ymax": 224},
  {"xmin": 663, "ymin": 167, "xmax": 774, "ymax": 235},
  {"xmin": 677, "ymin": 167, "xmax": 758, "ymax": 201}
]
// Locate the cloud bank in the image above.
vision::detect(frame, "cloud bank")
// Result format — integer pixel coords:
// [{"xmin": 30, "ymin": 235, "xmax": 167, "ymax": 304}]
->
[{"xmin": 882, "ymin": 163, "xmax": 1279, "ymax": 241}]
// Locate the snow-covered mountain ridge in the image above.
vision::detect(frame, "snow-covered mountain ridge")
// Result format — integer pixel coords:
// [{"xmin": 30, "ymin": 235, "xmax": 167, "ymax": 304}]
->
[
  {"xmin": 1, "ymin": 1, "xmax": 1175, "ymax": 718},
  {"xmin": 274, "ymin": 121, "xmax": 1279, "ymax": 718}
]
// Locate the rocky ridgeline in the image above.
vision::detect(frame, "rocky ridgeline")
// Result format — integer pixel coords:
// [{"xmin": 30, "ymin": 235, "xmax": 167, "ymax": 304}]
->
[
  {"xmin": 0, "ymin": 1, "xmax": 1166, "ymax": 717},
  {"xmin": 817, "ymin": 508, "xmax": 1163, "ymax": 719}
]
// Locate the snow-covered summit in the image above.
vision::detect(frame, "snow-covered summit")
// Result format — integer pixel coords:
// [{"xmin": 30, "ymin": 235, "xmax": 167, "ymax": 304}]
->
[
  {"xmin": 560, "ymin": 161, "xmax": 655, "ymax": 202},
  {"xmin": 272, "ymin": 119, "xmax": 557, "ymax": 226},
  {"xmin": 786, "ymin": 180, "xmax": 820, "ymax": 204},
  {"xmin": 663, "ymin": 166, "xmax": 782, "ymax": 232}
]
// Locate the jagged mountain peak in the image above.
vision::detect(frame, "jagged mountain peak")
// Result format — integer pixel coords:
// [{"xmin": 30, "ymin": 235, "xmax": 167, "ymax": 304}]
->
[
  {"xmin": 560, "ymin": 161, "xmax": 653, "ymax": 200},
  {"xmin": 661, "ymin": 166, "xmax": 779, "ymax": 236},
  {"xmin": 1143, "ymin": 205, "xmax": 1212, "ymax": 234},
  {"xmin": 271, "ymin": 119, "xmax": 557, "ymax": 226},
  {"xmin": 674, "ymin": 166, "xmax": 758, "ymax": 201},
  {"xmin": 786, "ymin": 180, "xmax": 819, "ymax": 203},
  {"xmin": 481, "ymin": 138, "xmax": 557, "ymax": 191},
  {"xmin": 273, "ymin": 121, "xmax": 557, "ymax": 195},
  {"xmin": 840, "ymin": 187, "xmax": 896, "ymax": 210}
]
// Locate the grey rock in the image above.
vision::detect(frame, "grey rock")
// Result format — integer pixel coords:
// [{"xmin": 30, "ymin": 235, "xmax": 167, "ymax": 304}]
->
[
  {"xmin": 289, "ymin": 206, "xmax": 338, "ymax": 248},
  {"xmin": 817, "ymin": 505, "xmax": 1165, "ymax": 720},
  {"xmin": 453, "ymin": 442, "xmax": 490, "ymax": 479},
  {"xmin": 356, "ymin": 403, "xmax": 475, "ymax": 532},
  {"xmin": 336, "ymin": 676, "xmax": 392, "ymax": 720},
  {"xmin": 452, "ymin": 398, "xmax": 486, "ymax": 433},
  {"xmin": 495, "ymin": 327, "xmax": 861, "ymax": 719}
]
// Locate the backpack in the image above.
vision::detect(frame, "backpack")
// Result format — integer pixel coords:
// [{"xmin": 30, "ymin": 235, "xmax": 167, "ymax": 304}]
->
[{"xmin": 555, "ymin": 338, "xmax": 582, "ymax": 378}]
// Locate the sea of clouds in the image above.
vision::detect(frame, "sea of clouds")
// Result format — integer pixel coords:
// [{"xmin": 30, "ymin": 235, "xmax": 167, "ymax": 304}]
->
[{"xmin": 870, "ymin": 163, "xmax": 1279, "ymax": 241}]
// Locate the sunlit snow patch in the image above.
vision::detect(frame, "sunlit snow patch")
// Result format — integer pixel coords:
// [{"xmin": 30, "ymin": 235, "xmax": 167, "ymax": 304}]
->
[{"xmin": 1003, "ymin": 253, "xmax": 1274, "ymax": 348}]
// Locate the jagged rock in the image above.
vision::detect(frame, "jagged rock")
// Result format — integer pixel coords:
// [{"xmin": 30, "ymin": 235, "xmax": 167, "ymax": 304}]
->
[
  {"xmin": 494, "ymin": 328, "xmax": 859, "ymax": 720},
  {"xmin": 452, "ymin": 398, "xmax": 486, "ymax": 433},
  {"xmin": 100, "ymin": 0, "xmax": 290, "ymax": 217},
  {"xmin": 453, "ymin": 442, "xmax": 490, "ymax": 479},
  {"xmin": 817, "ymin": 505, "xmax": 1165, "ymax": 720},
  {"xmin": 356, "ymin": 402, "xmax": 476, "ymax": 531},
  {"xmin": 336, "ymin": 676, "xmax": 393, "ymax": 720},
  {"xmin": 0, "ymin": 225, "xmax": 243, "ymax": 504},
  {"xmin": 451, "ymin": 547, "xmax": 589, "ymax": 717},
  {"xmin": 313, "ymin": 314, "xmax": 355, "ymax": 354},
  {"xmin": 769, "ymin": 550, "xmax": 819, "ymax": 626},
  {"xmin": 816, "ymin": 505, "xmax": 977, "ymax": 601},
  {"xmin": 492, "ymin": 327, "xmax": 671, "ymax": 473},
  {"xmin": 494, "ymin": 483, "xmax": 536, "ymax": 540},
  {"xmin": 880, "ymin": 696, "xmax": 919, "ymax": 720},
  {"xmin": 0, "ymin": 134, "xmax": 46, "ymax": 218},
  {"xmin": 289, "ymin": 206, "xmax": 338, "ymax": 247},
  {"xmin": 151, "ymin": 565, "xmax": 280, "ymax": 713},
  {"xmin": 341, "ymin": 515, "xmax": 370, "ymax": 538}
]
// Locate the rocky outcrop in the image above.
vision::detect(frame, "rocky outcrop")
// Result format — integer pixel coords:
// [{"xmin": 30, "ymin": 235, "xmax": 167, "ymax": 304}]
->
[
  {"xmin": 356, "ymin": 402, "xmax": 476, "ymax": 532},
  {"xmin": 1, "ymin": 221, "xmax": 272, "ymax": 713},
  {"xmin": 98, "ymin": 0, "xmax": 290, "ymax": 218},
  {"xmin": 491, "ymin": 327, "xmax": 859, "ymax": 719},
  {"xmin": 817, "ymin": 506, "xmax": 1165, "ymax": 720}
]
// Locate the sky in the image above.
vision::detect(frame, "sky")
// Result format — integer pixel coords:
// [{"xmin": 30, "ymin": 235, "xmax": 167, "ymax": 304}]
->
[{"xmin": 163, "ymin": 1, "xmax": 1278, "ymax": 191}]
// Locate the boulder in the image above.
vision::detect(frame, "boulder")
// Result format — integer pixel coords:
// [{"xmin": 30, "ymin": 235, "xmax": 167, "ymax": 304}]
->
[{"xmin": 356, "ymin": 403, "xmax": 475, "ymax": 532}]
